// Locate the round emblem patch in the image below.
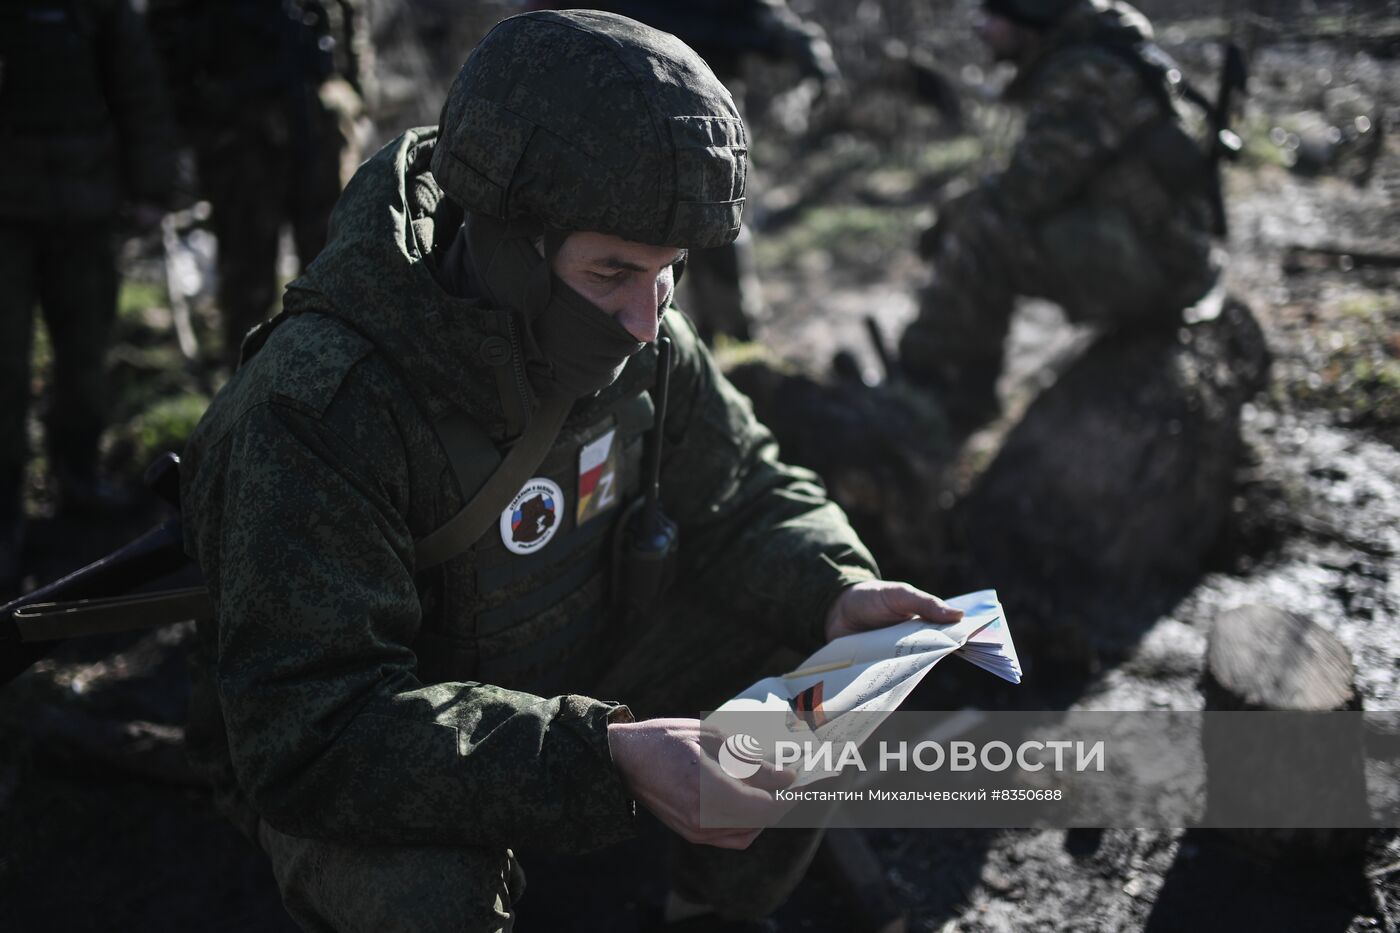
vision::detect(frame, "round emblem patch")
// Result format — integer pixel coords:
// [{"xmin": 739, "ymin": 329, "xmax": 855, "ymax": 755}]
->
[{"xmin": 500, "ymin": 478, "xmax": 564, "ymax": 555}]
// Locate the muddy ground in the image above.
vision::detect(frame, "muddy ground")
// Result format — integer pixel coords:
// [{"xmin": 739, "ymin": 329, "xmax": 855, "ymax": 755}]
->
[{"xmin": 2, "ymin": 2, "xmax": 1399, "ymax": 931}]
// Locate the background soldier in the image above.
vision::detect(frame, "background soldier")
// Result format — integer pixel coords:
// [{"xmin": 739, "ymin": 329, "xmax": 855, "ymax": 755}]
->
[
  {"xmin": 532, "ymin": 0, "xmax": 842, "ymax": 343},
  {"xmin": 147, "ymin": 0, "xmax": 370, "ymax": 367},
  {"xmin": 898, "ymin": 0, "xmax": 1222, "ymax": 431},
  {"xmin": 0, "ymin": 0, "xmax": 178, "ymax": 592},
  {"xmin": 180, "ymin": 11, "xmax": 957, "ymax": 929}
]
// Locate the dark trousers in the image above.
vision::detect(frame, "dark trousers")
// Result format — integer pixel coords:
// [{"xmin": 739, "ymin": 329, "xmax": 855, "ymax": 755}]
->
[
  {"xmin": 0, "ymin": 221, "xmax": 117, "ymax": 519},
  {"xmin": 194, "ymin": 92, "xmax": 352, "ymax": 367}
]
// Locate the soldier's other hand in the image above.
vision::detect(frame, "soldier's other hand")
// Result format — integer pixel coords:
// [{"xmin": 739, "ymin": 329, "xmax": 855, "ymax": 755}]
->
[
  {"xmin": 608, "ymin": 718, "xmax": 792, "ymax": 849},
  {"xmin": 824, "ymin": 580, "xmax": 962, "ymax": 643}
]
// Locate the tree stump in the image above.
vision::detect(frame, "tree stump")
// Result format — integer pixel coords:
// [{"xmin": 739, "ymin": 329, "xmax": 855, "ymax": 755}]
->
[{"xmin": 1201, "ymin": 604, "xmax": 1370, "ymax": 862}]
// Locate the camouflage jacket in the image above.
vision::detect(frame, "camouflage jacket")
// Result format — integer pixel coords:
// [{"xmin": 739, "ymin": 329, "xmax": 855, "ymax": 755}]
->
[
  {"xmin": 180, "ymin": 128, "xmax": 878, "ymax": 851},
  {"xmin": 972, "ymin": 0, "xmax": 1213, "ymax": 241},
  {"xmin": 0, "ymin": 0, "xmax": 178, "ymax": 221}
]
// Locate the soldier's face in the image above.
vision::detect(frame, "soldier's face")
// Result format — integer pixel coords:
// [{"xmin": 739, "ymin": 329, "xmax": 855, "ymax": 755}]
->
[
  {"xmin": 552, "ymin": 232, "xmax": 684, "ymax": 344},
  {"xmin": 974, "ymin": 11, "xmax": 1034, "ymax": 62}
]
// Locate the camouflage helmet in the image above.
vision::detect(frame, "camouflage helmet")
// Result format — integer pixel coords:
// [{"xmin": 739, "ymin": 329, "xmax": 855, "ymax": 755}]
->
[
  {"xmin": 432, "ymin": 10, "xmax": 748, "ymax": 250},
  {"xmin": 982, "ymin": 0, "xmax": 1081, "ymax": 30}
]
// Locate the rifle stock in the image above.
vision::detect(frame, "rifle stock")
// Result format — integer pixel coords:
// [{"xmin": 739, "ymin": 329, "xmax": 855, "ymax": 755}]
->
[{"xmin": 1, "ymin": 454, "xmax": 205, "ymax": 686}]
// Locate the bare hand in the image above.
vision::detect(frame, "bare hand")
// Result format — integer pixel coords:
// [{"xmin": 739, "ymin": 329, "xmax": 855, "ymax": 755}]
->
[
  {"xmin": 607, "ymin": 718, "xmax": 792, "ymax": 850},
  {"xmin": 824, "ymin": 580, "xmax": 963, "ymax": 643}
]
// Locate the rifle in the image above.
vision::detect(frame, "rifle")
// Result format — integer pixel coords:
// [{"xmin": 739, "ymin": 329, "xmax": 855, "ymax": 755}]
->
[
  {"xmin": 864, "ymin": 315, "xmax": 901, "ymax": 385},
  {"xmin": 1207, "ymin": 43, "xmax": 1248, "ymax": 237},
  {"xmin": 0, "ymin": 454, "xmax": 211, "ymax": 687},
  {"xmin": 1124, "ymin": 37, "xmax": 1248, "ymax": 238}
]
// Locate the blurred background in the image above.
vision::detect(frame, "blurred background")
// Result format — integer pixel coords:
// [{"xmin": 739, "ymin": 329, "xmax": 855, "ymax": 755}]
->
[{"xmin": 2, "ymin": 1, "xmax": 1399, "ymax": 930}]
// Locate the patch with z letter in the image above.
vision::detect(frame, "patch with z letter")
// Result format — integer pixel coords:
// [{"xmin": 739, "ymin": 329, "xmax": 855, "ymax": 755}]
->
[{"xmin": 576, "ymin": 427, "xmax": 620, "ymax": 525}]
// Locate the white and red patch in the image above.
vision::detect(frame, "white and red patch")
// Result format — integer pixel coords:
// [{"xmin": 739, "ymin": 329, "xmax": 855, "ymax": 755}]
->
[{"xmin": 575, "ymin": 428, "xmax": 619, "ymax": 525}]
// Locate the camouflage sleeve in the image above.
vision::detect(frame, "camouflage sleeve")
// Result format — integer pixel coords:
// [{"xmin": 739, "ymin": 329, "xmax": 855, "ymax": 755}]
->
[
  {"xmin": 658, "ymin": 311, "xmax": 879, "ymax": 652},
  {"xmin": 97, "ymin": 0, "xmax": 180, "ymax": 206},
  {"xmin": 990, "ymin": 49, "xmax": 1164, "ymax": 219},
  {"xmin": 191, "ymin": 396, "xmax": 635, "ymax": 851}
]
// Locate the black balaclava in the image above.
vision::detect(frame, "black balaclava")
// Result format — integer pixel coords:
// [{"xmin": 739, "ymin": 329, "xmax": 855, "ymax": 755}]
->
[{"xmin": 464, "ymin": 213, "xmax": 648, "ymax": 400}]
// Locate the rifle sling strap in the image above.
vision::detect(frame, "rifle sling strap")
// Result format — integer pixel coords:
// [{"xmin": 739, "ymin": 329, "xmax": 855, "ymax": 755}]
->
[
  {"xmin": 414, "ymin": 394, "xmax": 572, "ymax": 572},
  {"xmin": 8, "ymin": 397, "xmax": 573, "ymax": 642}
]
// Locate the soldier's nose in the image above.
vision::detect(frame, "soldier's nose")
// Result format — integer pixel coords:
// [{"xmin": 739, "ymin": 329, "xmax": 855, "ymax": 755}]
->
[{"xmin": 617, "ymin": 290, "xmax": 661, "ymax": 343}]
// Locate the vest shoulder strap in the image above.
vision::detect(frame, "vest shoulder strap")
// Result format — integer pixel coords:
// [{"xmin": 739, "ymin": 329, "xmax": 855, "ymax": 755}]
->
[
  {"xmin": 430, "ymin": 409, "xmax": 502, "ymax": 505},
  {"xmin": 414, "ymin": 395, "xmax": 572, "ymax": 572}
]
